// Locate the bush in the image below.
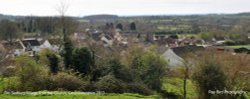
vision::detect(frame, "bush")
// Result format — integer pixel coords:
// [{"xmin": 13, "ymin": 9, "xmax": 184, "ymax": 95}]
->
[
  {"xmin": 95, "ymin": 74, "xmax": 125, "ymax": 93},
  {"xmin": 15, "ymin": 55, "xmax": 50, "ymax": 91},
  {"xmin": 72, "ymin": 47, "xmax": 94, "ymax": 75},
  {"xmin": 13, "ymin": 55, "xmax": 86, "ymax": 91},
  {"xmin": 46, "ymin": 53, "xmax": 59, "ymax": 74},
  {"xmin": 125, "ymin": 83, "xmax": 152, "ymax": 95},
  {"xmin": 139, "ymin": 50, "xmax": 167, "ymax": 91},
  {"xmin": 4, "ymin": 77, "xmax": 21, "ymax": 92},
  {"xmin": 192, "ymin": 57, "xmax": 227, "ymax": 99},
  {"xmin": 2, "ymin": 66, "xmax": 16, "ymax": 77},
  {"xmin": 51, "ymin": 72, "xmax": 87, "ymax": 91},
  {"xmin": 38, "ymin": 48, "xmax": 59, "ymax": 74}
]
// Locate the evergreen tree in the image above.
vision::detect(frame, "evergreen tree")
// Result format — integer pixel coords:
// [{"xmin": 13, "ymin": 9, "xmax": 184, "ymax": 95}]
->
[
  {"xmin": 62, "ymin": 35, "xmax": 73, "ymax": 69},
  {"xmin": 72, "ymin": 47, "xmax": 94, "ymax": 75},
  {"xmin": 116, "ymin": 23, "xmax": 123, "ymax": 30},
  {"xmin": 46, "ymin": 53, "xmax": 59, "ymax": 74},
  {"xmin": 130, "ymin": 22, "xmax": 136, "ymax": 31}
]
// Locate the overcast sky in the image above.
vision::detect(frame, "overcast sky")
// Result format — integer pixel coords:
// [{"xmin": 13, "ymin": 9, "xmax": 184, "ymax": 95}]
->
[{"xmin": 0, "ymin": 0, "xmax": 249, "ymax": 16}]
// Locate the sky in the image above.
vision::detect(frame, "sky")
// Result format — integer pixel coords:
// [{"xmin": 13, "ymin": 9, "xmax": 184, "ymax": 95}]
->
[{"xmin": 0, "ymin": 0, "xmax": 249, "ymax": 16}]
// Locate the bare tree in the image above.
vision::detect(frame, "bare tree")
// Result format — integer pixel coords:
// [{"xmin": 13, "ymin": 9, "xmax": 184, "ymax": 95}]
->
[
  {"xmin": 56, "ymin": 0, "xmax": 69, "ymax": 17},
  {"xmin": 56, "ymin": 0, "xmax": 74, "ymax": 69},
  {"xmin": 56, "ymin": 0, "xmax": 70, "ymax": 36}
]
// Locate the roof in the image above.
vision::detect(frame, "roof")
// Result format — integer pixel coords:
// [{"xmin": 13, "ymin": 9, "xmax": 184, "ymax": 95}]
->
[
  {"xmin": 157, "ymin": 46, "xmax": 168, "ymax": 54},
  {"xmin": 234, "ymin": 48, "xmax": 250, "ymax": 54},
  {"xmin": 104, "ymin": 35, "xmax": 113, "ymax": 40},
  {"xmin": 2, "ymin": 41, "xmax": 23, "ymax": 49},
  {"xmin": 161, "ymin": 49, "xmax": 184, "ymax": 67},
  {"xmin": 22, "ymin": 39, "xmax": 40, "ymax": 47},
  {"xmin": 172, "ymin": 45, "xmax": 205, "ymax": 57},
  {"xmin": 48, "ymin": 39, "xmax": 61, "ymax": 45}
]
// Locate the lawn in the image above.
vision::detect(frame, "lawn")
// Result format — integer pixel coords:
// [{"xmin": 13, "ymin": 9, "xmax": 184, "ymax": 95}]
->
[
  {"xmin": 162, "ymin": 77, "xmax": 198, "ymax": 99},
  {"xmin": 151, "ymin": 19, "xmax": 172, "ymax": 23},
  {"xmin": 0, "ymin": 92, "xmax": 160, "ymax": 99},
  {"xmin": 223, "ymin": 45, "xmax": 250, "ymax": 49},
  {"xmin": 246, "ymin": 92, "xmax": 250, "ymax": 99}
]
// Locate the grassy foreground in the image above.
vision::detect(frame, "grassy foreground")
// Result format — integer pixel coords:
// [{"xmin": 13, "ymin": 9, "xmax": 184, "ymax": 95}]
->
[
  {"xmin": 0, "ymin": 92, "xmax": 160, "ymax": 99},
  {"xmin": 162, "ymin": 77, "xmax": 198, "ymax": 99},
  {"xmin": 0, "ymin": 77, "xmax": 160, "ymax": 99}
]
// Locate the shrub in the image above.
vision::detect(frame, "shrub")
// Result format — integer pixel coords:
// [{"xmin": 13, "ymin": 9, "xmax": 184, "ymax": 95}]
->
[
  {"xmin": 51, "ymin": 72, "xmax": 87, "ymax": 91},
  {"xmin": 125, "ymin": 83, "xmax": 152, "ymax": 95},
  {"xmin": 2, "ymin": 66, "xmax": 16, "ymax": 77},
  {"xmin": 108, "ymin": 58, "xmax": 134, "ymax": 82},
  {"xmin": 4, "ymin": 77, "xmax": 21, "ymax": 92},
  {"xmin": 15, "ymin": 55, "xmax": 50, "ymax": 91},
  {"xmin": 95, "ymin": 74, "xmax": 125, "ymax": 93},
  {"xmin": 46, "ymin": 53, "xmax": 59, "ymax": 74},
  {"xmin": 39, "ymin": 48, "xmax": 59, "ymax": 74},
  {"xmin": 139, "ymin": 50, "xmax": 167, "ymax": 91},
  {"xmin": 72, "ymin": 47, "xmax": 94, "ymax": 75},
  {"xmin": 6, "ymin": 55, "xmax": 87, "ymax": 92},
  {"xmin": 192, "ymin": 57, "xmax": 227, "ymax": 99}
]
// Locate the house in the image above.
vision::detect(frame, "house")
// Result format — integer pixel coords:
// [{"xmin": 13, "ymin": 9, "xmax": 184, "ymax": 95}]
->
[
  {"xmin": 40, "ymin": 39, "xmax": 61, "ymax": 52},
  {"xmin": 21, "ymin": 39, "xmax": 41, "ymax": 56},
  {"xmin": 101, "ymin": 34, "xmax": 113, "ymax": 47},
  {"xmin": 161, "ymin": 48, "xmax": 184, "ymax": 67},
  {"xmin": 114, "ymin": 32, "xmax": 123, "ymax": 42},
  {"xmin": 212, "ymin": 37, "xmax": 227, "ymax": 46},
  {"xmin": 247, "ymin": 32, "xmax": 250, "ymax": 39},
  {"xmin": 171, "ymin": 45, "xmax": 204, "ymax": 57},
  {"xmin": 153, "ymin": 32, "xmax": 180, "ymax": 46},
  {"xmin": 161, "ymin": 45, "xmax": 205, "ymax": 68},
  {"xmin": 74, "ymin": 32, "xmax": 87, "ymax": 42},
  {"xmin": 2, "ymin": 41, "xmax": 24, "ymax": 57}
]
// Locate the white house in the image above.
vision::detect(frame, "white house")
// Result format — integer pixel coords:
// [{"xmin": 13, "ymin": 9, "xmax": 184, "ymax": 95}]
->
[
  {"xmin": 101, "ymin": 35, "xmax": 113, "ymax": 47},
  {"xmin": 40, "ymin": 39, "xmax": 60, "ymax": 52}
]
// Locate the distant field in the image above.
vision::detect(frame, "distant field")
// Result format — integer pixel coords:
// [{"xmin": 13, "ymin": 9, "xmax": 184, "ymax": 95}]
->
[
  {"xmin": 157, "ymin": 25, "xmax": 191, "ymax": 31},
  {"xmin": 177, "ymin": 34, "xmax": 197, "ymax": 38},
  {"xmin": 151, "ymin": 20, "xmax": 172, "ymax": 23},
  {"xmin": 223, "ymin": 45, "xmax": 250, "ymax": 49},
  {"xmin": 78, "ymin": 19, "xmax": 90, "ymax": 23}
]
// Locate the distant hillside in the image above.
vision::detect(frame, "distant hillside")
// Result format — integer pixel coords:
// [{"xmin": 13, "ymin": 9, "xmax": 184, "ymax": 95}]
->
[
  {"xmin": 1, "ymin": 12, "xmax": 250, "ymax": 21},
  {"xmin": 235, "ymin": 12, "xmax": 250, "ymax": 16},
  {"xmin": 83, "ymin": 14, "xmax": 119, "ymax": 20},
  {"xmin": 0, "ymin": 14, "xmax": 24, "ymax": 20}
]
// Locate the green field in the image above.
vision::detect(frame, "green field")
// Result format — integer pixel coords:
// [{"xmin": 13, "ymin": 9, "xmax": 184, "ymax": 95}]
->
[
  {"xmin": 162, "ymin": 77, "xmax": 198, "ymax": 99},
  {"xmin": 77, "ymin": 19, "xmax": 90, "ymax": 23},
  {"xmin": 157, "ymin": 25, "xmax": 191, "ymax": 31},
  {"xmin": 0, "ymin": 93, "xmax": 160, "ymax": 99},
  {"xmin": 151, "ymin": 20, "xmax": 172, "ymax": 23},
  {"xmin": 223, "ymin": 45, "xmax": 250, "ymax": 49}
]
